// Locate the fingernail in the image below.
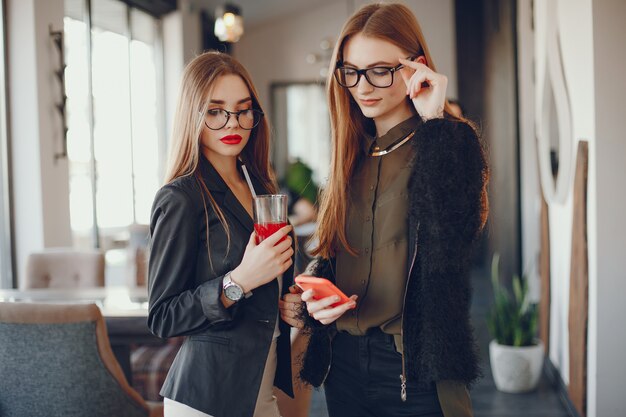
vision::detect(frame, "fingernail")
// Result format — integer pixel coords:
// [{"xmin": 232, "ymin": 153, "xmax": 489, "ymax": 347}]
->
[{"xmin": 333, "ymin": 296, "xmax": 340, "ymax": 302}]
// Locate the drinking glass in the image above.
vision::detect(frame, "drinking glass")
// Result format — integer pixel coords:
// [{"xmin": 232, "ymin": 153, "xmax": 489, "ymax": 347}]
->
[{"xmin": 253, "ymin": 194, "xmax": 288, "ymax": 244}]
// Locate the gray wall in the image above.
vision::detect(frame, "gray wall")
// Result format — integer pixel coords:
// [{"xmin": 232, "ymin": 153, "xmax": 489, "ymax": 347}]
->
[{"xmin": 591, "ymin": 0, "xmax": 626, "ymax": 414}]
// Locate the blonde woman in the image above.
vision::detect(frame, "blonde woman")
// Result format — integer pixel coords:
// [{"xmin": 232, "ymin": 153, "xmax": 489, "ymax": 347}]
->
[
  {"xmin": 297, "ymin": 4, "xmax": 489, "ymax": 417},
  {"xmin": 148, "ymin": 51, "xmax": 301, "ymax": 417}
]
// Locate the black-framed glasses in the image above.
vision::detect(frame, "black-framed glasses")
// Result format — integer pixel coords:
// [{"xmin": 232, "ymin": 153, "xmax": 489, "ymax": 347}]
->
[
  {"xmin": 204, "ymin": 108, "xmax": 264, "ymax": 130},
  {"xmin": 334, "ymin": 56, "xmax": 417, "ymax": 88}
]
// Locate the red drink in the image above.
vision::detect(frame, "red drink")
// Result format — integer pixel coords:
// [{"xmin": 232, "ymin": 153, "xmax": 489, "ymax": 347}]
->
[
  {"xmin": 253, "ymin": 194, "xmax": 288, "ymax": 244},
  {"xmin": 254, "ymin": 221, "xmax": 288, "ymax": 244}
]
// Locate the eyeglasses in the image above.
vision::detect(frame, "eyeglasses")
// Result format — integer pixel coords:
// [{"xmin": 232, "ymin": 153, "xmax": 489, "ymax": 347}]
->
[
  {"xmin": 204, "ymin": 108, "xmax": 264, "ymax": 130},
  {"xmin": 334, "ymin": 56, "xmax": 417, "ymax": 88}
]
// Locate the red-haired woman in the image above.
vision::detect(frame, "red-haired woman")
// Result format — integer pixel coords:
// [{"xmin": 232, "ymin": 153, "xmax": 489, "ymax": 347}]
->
[{"xmin": 295, "ymin": 4, "xmax": 489, "ymax": 417}]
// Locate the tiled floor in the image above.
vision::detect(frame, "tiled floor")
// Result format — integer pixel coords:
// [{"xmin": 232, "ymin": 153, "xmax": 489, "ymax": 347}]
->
[{"xmin": 307, "ymin": 268, "xmax": 573, "ymax": 417}]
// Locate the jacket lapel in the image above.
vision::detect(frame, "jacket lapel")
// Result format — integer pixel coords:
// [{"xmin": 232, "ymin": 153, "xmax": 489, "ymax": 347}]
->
[
  {"xmin": 198, "ymin": 155, "xmax": 267, "ymax": 235},
  {"xmin": 223, "ymin": 190, "xmax": 254, "ymax": 233}
]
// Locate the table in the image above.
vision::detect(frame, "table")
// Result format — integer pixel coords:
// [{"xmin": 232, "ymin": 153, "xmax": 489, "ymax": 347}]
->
[{"xmin": 0, "ymin": 286, "xmax": 164, "ymax": 385}]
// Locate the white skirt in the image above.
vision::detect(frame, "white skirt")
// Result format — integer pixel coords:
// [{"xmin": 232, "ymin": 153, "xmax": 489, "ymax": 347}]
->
[
  {"xmin": 164, "ymin": 338, "xmax": 280, "ymax": 417},
  {"xmin": 164, "ymin": 398, "xmax": 213, "ymax": 417}
]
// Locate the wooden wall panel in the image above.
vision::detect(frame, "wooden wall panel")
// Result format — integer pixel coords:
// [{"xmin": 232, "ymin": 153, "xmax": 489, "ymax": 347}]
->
[
  {"xmin": 539, "ymin": 189, "xmax": 551, "ymax": 353},
  {"xmin": 568, "ymin": 141, "xmax": 589, "ymax": 417}
]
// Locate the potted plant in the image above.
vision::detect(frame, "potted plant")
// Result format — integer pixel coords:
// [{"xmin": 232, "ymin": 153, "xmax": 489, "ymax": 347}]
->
[{"xmin": 487, "ymin": 254, "xmax": 544, "ymax": 393}]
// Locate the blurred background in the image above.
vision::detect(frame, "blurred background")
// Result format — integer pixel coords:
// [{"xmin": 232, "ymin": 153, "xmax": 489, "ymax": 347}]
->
[{"xmin": 0, "ymin": 1, "xmax": 624, "ymax": 416}]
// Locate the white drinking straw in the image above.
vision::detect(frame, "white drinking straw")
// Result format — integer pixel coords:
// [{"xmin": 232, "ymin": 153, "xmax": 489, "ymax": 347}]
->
[{"xmin": 241, "ymin": 164, "xmax": 257, "ymax": 199}]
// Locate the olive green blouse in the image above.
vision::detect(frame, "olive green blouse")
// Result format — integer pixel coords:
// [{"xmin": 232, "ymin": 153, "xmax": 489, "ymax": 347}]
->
[{"xmin": 335, "ymin": 115, "xmax": 420, "ymax": 349}]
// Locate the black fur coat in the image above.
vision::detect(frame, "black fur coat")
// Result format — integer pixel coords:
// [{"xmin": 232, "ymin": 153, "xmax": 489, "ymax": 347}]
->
[{"xmin": 299, "ymin": 118, "xmax": 488, "ymax": 390}]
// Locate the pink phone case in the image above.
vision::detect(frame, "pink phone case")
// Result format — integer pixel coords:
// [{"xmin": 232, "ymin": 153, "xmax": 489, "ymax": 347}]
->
[{"xmin": 295, "ymin": 275, "xmax": 353, "ymax": 308}]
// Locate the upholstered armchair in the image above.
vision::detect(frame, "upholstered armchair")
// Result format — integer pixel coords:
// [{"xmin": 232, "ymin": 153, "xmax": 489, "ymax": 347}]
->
[
  {"xmin": 24, "ymin": 248, "xmax": 105, "ymax": 289},
  {"xmin": 0, "ymin": 302, "xmax": 163, "ymax": 417}
]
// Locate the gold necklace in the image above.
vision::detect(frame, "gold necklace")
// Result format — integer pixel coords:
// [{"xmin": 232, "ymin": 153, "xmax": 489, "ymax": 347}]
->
[{"xmin": 368, "ymin": 130, "xmax": 416, "ymax": 157}]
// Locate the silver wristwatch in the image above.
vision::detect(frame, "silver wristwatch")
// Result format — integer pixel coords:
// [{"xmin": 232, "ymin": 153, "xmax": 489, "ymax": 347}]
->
[{"xmin": 222, "ymin": 271, "xmax": 250, "ymax": 302}]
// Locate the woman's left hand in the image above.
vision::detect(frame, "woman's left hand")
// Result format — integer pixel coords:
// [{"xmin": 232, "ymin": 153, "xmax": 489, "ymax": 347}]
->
[
  {"xmin": 279, "ymin": 285, "xmax": 305, "ymax": 328},
  {"xmin": 399, "ymin": 57, "xmax": 447, "ymax": 121}
]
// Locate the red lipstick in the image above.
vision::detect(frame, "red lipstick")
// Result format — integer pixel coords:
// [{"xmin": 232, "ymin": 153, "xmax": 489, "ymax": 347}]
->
[{"xmin": 220, "ymin": 134, "xmax": 243, "ymax": 145}]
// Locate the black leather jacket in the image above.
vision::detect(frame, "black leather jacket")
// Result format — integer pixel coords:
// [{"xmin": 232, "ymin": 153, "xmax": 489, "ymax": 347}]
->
[{"xmin": 147, "ymin": 155, "xmax": 294, "ymax": 417}]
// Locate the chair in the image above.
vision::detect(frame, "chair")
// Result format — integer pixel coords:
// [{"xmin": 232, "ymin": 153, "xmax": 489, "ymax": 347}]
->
[
  {"xmin": 126, "ymin": 223, "xmax": 150, "ymax": 287},
  {"xmin": 0, "ymin": 302, "xmax": 163, "ymax": 417},
  {"xmin": 131, "ymin": 337, "xmax": 184, "ymax": 401},
  {"xmin": 24, "ymin": 248, "xmax": 105, "ymax": 289}
]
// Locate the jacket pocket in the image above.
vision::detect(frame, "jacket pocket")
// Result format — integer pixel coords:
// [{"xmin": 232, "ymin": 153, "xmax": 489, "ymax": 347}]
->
[{"xmin": 189, "ymin": 334, "xmax": 231, "ymax": 348}]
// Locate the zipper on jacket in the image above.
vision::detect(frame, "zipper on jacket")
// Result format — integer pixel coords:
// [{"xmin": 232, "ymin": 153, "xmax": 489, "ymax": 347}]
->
[
  {"xmin": 399, "ymin": 222, "xmax": 419, "ymax": 402},
  {"xmin": 316, "ymin": 259, "xmax": 337, "ymax": 386},
  {"xmin": 319, "ymin": 333, "xmax": 333, "ymax": 385}
]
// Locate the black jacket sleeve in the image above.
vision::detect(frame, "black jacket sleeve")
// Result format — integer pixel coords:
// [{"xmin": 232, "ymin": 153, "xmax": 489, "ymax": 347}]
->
[
  {"xmin": 411, "ymin": 118, "xmax": 488, "ymax": 271},
  {"xmin": 147, "ymin": 184, "xmax": 239, "ymax": 338}
]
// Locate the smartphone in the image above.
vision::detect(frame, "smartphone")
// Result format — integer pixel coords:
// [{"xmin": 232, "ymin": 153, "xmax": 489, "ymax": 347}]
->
[{"xmin": 295, "ymin": 275, "xmax": 354, "ymax": 308}]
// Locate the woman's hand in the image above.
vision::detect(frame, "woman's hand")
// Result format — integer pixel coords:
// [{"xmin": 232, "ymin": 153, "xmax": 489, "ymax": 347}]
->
[
  {"xmin": 280, "ymin": 285, "xmax": 305, "ymax": 328},
  {"xmin": 302, "ymin": 289, "xmax": 358, "ymax": 326},
  {"xmin": 399, "ymin": 57, "xmax": 447, "ymax": 121},
  {"xmin": 231, "ymin": 225, "xmax": 294, "ymax": 293}
]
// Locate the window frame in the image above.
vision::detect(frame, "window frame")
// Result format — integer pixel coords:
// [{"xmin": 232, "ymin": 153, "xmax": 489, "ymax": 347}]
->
[
  {"xmin": 0, "ymin": 0, "xmax": 16, "ymax": 288},
  {"xmin": 64, "ymin": 0, "xmax": 166, "ymax": 249}
]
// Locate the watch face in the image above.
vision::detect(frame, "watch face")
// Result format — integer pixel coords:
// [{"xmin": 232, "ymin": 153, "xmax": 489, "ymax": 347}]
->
[{"xmin": 225, "ymin": 284, "xmax": 244, "ymax": 301}]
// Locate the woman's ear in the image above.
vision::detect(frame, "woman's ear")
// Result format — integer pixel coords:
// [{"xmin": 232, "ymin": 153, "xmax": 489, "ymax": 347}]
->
[{"xmin": 416, "ymin": 55, "xmax": 427, "ymax": 66}]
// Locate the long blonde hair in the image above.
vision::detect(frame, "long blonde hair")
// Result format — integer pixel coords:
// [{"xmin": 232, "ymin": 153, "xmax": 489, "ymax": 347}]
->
[
  {"xmin": 313, "ymin": 3, "xmax": 481, "ymax": 258},
  {"xmin": 165, "ymin": 51, "xmax": 277, "ymax": 268}
]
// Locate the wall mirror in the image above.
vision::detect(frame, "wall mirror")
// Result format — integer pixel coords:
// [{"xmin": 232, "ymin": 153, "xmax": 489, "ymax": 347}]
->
[
  {"xmin": 535, "ymin": 5, "xmax": 573, "ymax": 204},
  {"xmin": 271, "ymin": 82, "xmax": 330, "ymax": 187}
]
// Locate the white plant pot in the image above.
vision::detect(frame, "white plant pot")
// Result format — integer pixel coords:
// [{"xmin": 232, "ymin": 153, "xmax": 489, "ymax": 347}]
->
[{"xmin": 489, "ymin": 339, "xmax": 545, "ymax": 393}]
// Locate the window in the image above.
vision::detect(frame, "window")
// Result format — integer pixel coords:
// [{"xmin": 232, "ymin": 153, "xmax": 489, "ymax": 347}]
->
[{"xmin": 64, "ymin": 0, "xmax": 164, "ymax": 250}]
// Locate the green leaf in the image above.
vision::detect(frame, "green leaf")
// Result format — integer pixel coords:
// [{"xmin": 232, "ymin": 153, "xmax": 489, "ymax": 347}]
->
[{"xmin": 487, "ymin": 253, "xmax": 539, "ymax": 347}]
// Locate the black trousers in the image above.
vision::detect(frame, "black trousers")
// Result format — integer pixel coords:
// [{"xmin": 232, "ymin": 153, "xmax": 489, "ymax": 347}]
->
[{"xmin": 324, "ymin": 329, "xmax": 444, "ymax": 417}]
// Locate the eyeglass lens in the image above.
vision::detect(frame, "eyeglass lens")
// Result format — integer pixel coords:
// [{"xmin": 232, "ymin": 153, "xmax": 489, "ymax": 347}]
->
[
  {"xmin": 336, "ymin": 67, "xmax": 396, "ymax": 88},
  {"xmin": 205, "ymin": 109, "xmax": 261, "ymax": 130}
]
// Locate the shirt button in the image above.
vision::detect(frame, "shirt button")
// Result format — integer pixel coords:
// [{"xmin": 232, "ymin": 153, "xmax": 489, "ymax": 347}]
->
[
  {"xmin": 361, "ymin": 280, "xmax": 366, "ymax": 285},
  {"xmin": 365, "ymin": 248, "xmax": 369, "ymax": 253},
  {"xmin": 365, "ymin": 216, "xmax": 371, "ymax": 222},
  {"xmin": 369, "ymin": 185, "xmax": 374, "ymax": 191}
]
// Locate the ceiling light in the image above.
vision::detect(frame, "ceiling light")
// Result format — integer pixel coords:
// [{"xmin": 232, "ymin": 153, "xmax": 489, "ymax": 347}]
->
[{"xmin": 214, "ymin": 4, "xmax": 243, "ymax": 43}]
